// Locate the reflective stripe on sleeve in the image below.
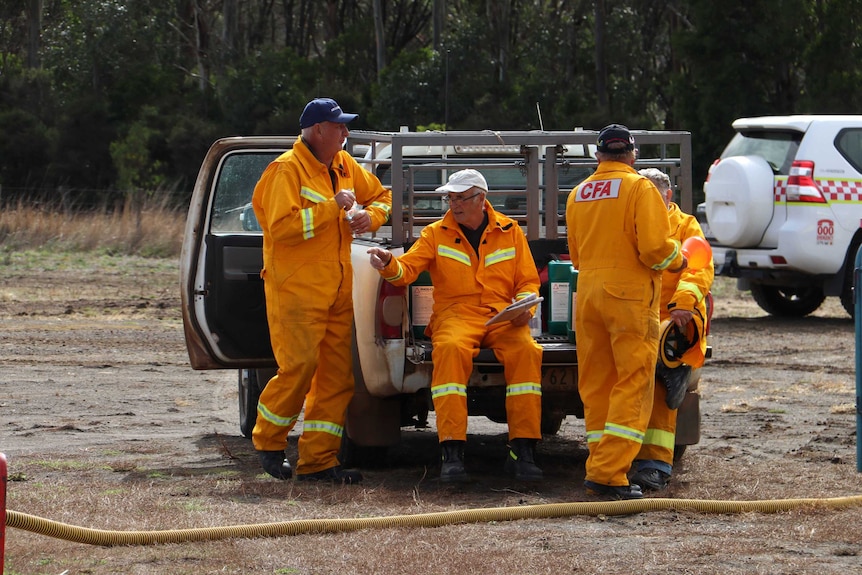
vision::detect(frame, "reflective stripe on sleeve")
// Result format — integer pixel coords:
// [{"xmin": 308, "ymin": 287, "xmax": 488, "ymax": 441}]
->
[
  {"xmin": 384, "ymin": 260, "xmax": 404, "ymax": 282},
  {"xmin": 301, "ymin": 208, "xmax": 315, "ymax": 240},
  {"xmin": 300, "ymin": 186, "xmax": 327, "ymax": 203},
  {"xmin": 653, "ymin": 240, "xmax": 681, "ymax": 271},
  {"xmin": 677, "ymin": 279, "xmax": 705, "ymax": 302}
]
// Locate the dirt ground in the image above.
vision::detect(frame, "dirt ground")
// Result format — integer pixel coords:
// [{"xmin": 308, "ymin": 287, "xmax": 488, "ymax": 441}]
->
[{"xmin": 2, "ymin": 252, "xmax": 862, "ymax": 575}]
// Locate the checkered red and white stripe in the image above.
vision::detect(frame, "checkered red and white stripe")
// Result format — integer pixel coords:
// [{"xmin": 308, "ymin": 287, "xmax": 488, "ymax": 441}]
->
[{"xmin": 773, "ymin": 178, "xmax": 862, "ymax": 202}]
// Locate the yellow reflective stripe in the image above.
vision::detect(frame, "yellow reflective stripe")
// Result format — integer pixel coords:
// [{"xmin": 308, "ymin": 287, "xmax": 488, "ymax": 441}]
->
[
  {"xmin": 384, "ymin": 260, "xmax": 404, "ymax": 282},
  {"xmin": 604, "ymin": 422, "xmax": 645, "ymax": 444},
  {"xmin": 485, "ymin": 247, "xmax": 515, "ymax": 267},
  {"xmin": 653, "ymin": 239, "xmax": 681, "ymax": 271},
  {"xmin": 371, "ymin": 200, "xmax": 392, "ymax": 214},
  {"xmin": 257, "ymin": 402, "xmax": 299, "ymax": 428},
  {"xmin": 585, "ymin": 429, "xmax": 603, "ymax": 444},
  {"xmin": 515, "ymin": 291, "xmax": 534, "ymax": 301},
  {"xmin": 431, "ymin": 383, "xmax": 467, "ymax": 399},
  {"xmin": 506, "ymin": 382, "xmax": 542, "ymax": 397},
  {"xmin": 676, "ymin": 279, "xmax": 705, "ymax": 302},
  {"xmin": 300, "ymin": 208, "xmax": 314, "ymax": 239},
  {"xmin": 438, "ymin": 245, "xmax": 471, "ymax": 266},
  {"xmin": 302, "ymin": 419, "xmax": 344, "ymax": 438},
  {"xmin": 300, "ymin": 186, "xmax": 327, "ymax": 203},
  {"xmin": 643, "ymin": 427, "xmax": 676, "ymax": 450}
]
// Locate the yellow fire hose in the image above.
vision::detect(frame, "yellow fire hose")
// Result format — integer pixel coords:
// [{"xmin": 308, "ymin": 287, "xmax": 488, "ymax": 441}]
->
[{"xmin": 7, "ymin": 495, "xmax": 862, "ymax": 547}]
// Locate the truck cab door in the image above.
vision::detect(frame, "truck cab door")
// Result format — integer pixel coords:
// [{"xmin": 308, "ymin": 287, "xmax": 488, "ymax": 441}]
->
[{"xmin": 181, "ymin": 138, "xmax": 292, "ymax": 369}]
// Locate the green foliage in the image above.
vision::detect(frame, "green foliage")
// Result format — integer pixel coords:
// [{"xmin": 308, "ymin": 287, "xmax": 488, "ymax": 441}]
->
[
  {"xmin": 110, "ymin": 106, "xmax": 166, "ymax": 193},
  {"xmin": 3, "ymin": 0, "xmax": 862, "ymax": 207},
  {"xmin": 371, "ymin": 47, "xmax": 444, "ymax": 129},
  {"xmin": 0, "ymin": 108, "xmax": 52, "ymax": 189},
  {"xmin": 218, "ymin": 48, "xmax": 318, "ymax": 134}
]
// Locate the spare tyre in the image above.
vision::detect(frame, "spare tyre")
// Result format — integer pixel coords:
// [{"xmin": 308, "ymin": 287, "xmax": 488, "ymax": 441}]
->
[{"xmin": 705, "ymin": 155, "xmax": 775, "ymax": 247}]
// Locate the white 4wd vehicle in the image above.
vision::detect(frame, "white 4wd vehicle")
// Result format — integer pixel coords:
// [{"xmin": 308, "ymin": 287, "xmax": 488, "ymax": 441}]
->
[
  {"xmin": 180, "ymin": 129, "xmax": 702, "ymax": 466},
  {"xmin": 703, "ymin": 115, "xmax": 862, "ymax": 317}
]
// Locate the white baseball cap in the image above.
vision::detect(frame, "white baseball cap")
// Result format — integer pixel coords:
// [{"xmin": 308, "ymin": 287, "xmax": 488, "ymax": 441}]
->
[{"xmin": 436, "ymin": 169, "xmax": 488, "ymax": 194}]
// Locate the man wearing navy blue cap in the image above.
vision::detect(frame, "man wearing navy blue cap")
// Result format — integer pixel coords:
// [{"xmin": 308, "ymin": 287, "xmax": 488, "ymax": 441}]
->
[{"xmin": 251, "ymin": 97, "xmax": 392, "ymax": 483}]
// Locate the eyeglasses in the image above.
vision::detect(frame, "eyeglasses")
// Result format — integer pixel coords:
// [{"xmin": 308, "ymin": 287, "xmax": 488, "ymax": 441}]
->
[{"xmin": 441, "ymin": 191, "xmax": 483, "ymax": 205}]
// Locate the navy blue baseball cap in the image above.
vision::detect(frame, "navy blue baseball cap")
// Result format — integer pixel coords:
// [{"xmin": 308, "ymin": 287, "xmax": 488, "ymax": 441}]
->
[
  {"xmin": 597, "ymin": 124, "xmax": 635, "ymax": 153},
  {"xmin": 299, "ymin": 98, "xmax": 358, "ymax": 129}
]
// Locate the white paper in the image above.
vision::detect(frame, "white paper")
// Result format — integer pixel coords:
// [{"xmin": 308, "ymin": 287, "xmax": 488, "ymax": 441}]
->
[{"xmin": 485, "ymin": 294, "xmax": 544, "ymax": 326}]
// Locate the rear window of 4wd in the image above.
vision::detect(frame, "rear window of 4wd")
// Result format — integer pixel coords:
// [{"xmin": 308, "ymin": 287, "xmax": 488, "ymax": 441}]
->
[{"xmin": 722, "ymin": 130, "xmax": 800, "ymax": 175}]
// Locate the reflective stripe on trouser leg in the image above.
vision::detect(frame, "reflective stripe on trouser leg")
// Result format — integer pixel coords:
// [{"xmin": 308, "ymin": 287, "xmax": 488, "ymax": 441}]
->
[
  {"xmin": 430, "ymin": 309, "xmax": 484, "ymax": 442},
  {"xmin": 635, "ymin": 381, "xmax": 678, "ymax": 466},
  {"xmin": 253, "ymin": 316, "xmax": 324, "ymax": 453},
  {"xmin": 577, "ymin": 272, "xmax": 659, "ymax": 486},
  {"xmin": 295, "ymin": 281, "xmax": 355, "ymax": 474},
  {"xmin": 253, "ymin": 266, "xmax": 354, "ymax": 474},
  {"xmin": 484, "ymin": 321, "xmax": 543, "ymax": 440}
]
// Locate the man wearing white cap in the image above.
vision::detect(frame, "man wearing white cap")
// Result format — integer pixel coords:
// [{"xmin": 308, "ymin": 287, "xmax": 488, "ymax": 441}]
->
[{"xmin": 368, "ymin": 169, "xmax": 544, "ymax": 483}]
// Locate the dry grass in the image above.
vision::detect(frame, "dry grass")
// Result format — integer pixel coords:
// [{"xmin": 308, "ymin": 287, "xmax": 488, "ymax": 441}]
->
[
  {"xmin": 0, "ymin": 198, "xmax": 184, "ymax": 258},
  {"xmin": 3, "ymin": 231, "xmax": 862, "ymax": 574}
]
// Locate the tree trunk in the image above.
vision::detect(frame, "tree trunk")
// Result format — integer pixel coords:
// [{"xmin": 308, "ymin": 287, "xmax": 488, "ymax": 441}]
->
[
  {"xmin": 26, "ymin": 0, "xmax": 42, "ymax": 69},
  {"xmin": 433, "ymin": 0, "xmax": 446, "ymax": 50},
  {"xmin": 373, "ymin": 0, "xmax": 385, "ymax": 78},
  {"xmin": 222, "ymin": 0, "xmax": 237, "ymax": 58},
  {"xmin": 593, "ymin": 0, "xmax": 608, "ymax": 112}
]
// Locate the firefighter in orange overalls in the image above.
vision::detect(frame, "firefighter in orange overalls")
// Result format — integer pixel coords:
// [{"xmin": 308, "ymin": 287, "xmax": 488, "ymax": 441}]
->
[
  {"xmin": 631, "ymin": 168, "xmax": 713, "ymax": 491},
  {"xmin": 368, "ymin": 169, "xmax": 544, "ymax": 483},
  {"xmin": 251, "ymin": 98, "xmax": 392, "ymax": 483},
  {"xmin": 565, "ymin": 125, "xmax": 686, "ymax": 500}
]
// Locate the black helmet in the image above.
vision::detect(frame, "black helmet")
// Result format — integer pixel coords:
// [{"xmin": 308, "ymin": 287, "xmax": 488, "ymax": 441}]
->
[{"xmin": 658, "ymin": 319, "xmax": 699, "ymax": 369}]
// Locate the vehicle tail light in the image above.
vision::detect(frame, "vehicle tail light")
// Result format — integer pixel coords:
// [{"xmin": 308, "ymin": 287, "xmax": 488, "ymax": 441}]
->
[
  {"xmin": 378, "ymin": 281, "xmax": 405, "ymax": 339},
  {"xmin": 785, "ymin": 160, "xmax": 826, "ymax": 203},
  {"xmin": 704, "ymin": 159, "xmax": 720, "ymax": 182}
]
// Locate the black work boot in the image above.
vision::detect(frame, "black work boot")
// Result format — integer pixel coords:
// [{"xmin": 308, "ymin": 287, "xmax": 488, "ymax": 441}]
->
[
  {"xmin": 657, "ymin": 361, "xmax": 693, "ymax": 410},
  {"xmin": 439, "ymin": 440, "xmax": 469, "ymax": 483},
  {"xmin": 257, "ymin": 450, "xmax": 292, "ymax": 480},
  {"xmin": 504, "ymin": 438, "xmax": 543, "ymax": 481},
  {"xmin": 584, "ymin": 480, "xmax": 643, "ymax": 500},
  {"xmin": 297, "ymin": 466, "xmax": 363, "ymax": 484}
]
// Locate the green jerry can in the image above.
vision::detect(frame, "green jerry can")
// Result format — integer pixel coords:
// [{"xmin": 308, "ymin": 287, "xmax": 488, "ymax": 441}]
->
[
  {"xmin": 547, "ymin": 260, "xmax": 574, "ymax": 335},
  {"xmin": 410, "ymin": 271, "xmax": 434, "ymax": 339}
]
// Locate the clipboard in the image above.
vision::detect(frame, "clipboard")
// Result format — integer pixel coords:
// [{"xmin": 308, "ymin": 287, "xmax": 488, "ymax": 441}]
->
[{"xmin": 485, "ymin": 294, "xmax": 543, "ymax": 326}]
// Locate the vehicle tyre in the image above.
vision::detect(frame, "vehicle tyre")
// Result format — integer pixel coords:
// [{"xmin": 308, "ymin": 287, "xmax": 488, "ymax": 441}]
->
[
  {"xmin": 750, "ymin": 284, "xmax": 825, "ymax": 317},
  {"xmin": 541, "ymin": 412, "xmax": 565, "ymax": 436},
  {"xmin": 340, "ymin": 436, "xmax": 389, "ymax": 469},
  {"xmin": 840, "ymin": 241, "xmax": 861, "ymax": 319},
  {"xmin": 238, "ymin": 367, "xmax": 275, "ymax": 439},
  {"xmin": 673, "ymin": 444, "xmax": 687, "ymax": 462}
]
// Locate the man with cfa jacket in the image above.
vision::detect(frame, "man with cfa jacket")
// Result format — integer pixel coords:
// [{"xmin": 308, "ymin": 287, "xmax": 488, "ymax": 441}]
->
[{"xmin": 565, "ymin": 124, "xmax": 686, "ymax": 500}]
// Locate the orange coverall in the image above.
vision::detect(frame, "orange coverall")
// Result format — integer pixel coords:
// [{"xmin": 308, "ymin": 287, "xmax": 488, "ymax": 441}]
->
[
  {"xmin": 377, "ymin": 202, "xmax": 542, "ymax": 442},
  {"xmin": 636, "ymin": 202, "xmax": 714, "ymax": 466},
  {"xmin": 565, "ymin": 161, "xmax": 684, "ymax": 487},
  {"xmin": 251, "ymin": 136, "xmax": 392, "ymax": 474}
]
